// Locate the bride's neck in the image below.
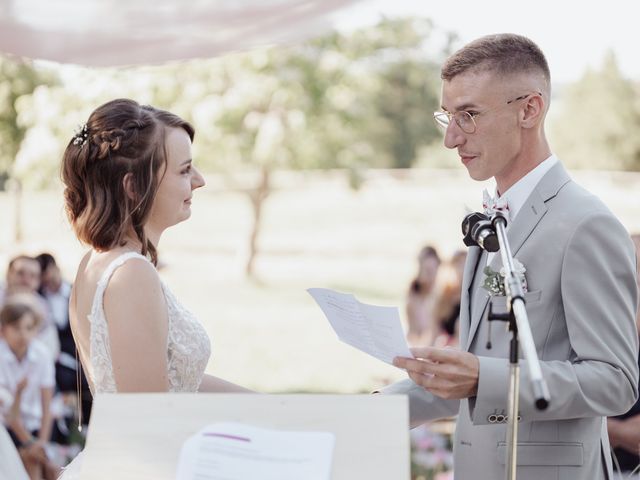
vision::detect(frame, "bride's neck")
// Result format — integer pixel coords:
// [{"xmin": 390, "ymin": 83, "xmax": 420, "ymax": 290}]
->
[{"xmin": 121, "ymin": 227, "xmax": 162, "ymax": 252}]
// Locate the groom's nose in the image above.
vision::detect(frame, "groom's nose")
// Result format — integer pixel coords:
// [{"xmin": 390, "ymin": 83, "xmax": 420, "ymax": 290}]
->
[{"xmin": 443, "ymin": 122, "xmax": 465, "ymax": 150}]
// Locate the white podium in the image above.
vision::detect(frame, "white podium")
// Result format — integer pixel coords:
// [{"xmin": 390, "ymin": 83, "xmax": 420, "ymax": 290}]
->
[{"xmin": 80, "ymin": 393, "xmax": 410, "ymax": 479}]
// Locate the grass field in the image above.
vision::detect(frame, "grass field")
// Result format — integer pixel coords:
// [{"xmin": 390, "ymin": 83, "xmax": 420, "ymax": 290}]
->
[{"xmin": 1, "ymin": 167, "xmax": 638, "ymax": 393}]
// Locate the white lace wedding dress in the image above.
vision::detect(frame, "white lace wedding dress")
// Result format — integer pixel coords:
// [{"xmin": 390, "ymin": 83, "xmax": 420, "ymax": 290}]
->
[{"xmin": 60, "ymin": 252, "xmax": 211, "ymax": 479}]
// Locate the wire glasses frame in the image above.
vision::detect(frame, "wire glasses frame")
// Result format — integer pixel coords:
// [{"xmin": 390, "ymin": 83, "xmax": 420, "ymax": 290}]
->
[{"xmin": 433, "ymin": 92, "xmax": 542, "ymax": 134}]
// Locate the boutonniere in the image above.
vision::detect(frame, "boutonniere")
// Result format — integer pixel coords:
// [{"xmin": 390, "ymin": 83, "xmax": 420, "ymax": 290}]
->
[{"xmin": 482, "ymin": 259, "xmax": 528, "ymax": 296}]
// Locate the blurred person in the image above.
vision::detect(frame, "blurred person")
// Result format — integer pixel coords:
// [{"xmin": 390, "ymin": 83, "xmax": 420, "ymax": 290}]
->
[
  {"xmin": 36, "ymin": 253, "xmax": 93, "ymax": 443},
  {"xmin": 1, "ymin": 255, "xmax": 41, "ymax": 309},
  {"xmin": 58, "ymin": 99, "xmax": 252, "ymax": 478},
  {"xmin": 0, "ymin": 294, "xmax": 60, "ymax": 480},
  {"xmin": 385, "ymin": 34, "xmax": 638, "ymax": 479},
  {"xmin": 4, "ymin": 256, "xmax": 41, "ymax": 297},
  {"xmin": 406, "ymin": 245, "xmax": 440, "ymax": 345},
  {"xmin": 36, "ymin": 254, "xmax": 69, "ymax": 323},
  {"xmin": 607, "ymin": 232, "xmax": 640, "ymax": 478},
  {"xmin": 2, "ymin": 255, "xmax": 59, "ymax": 359},
  {"xmin": 35, "ymin": 254, "xmax": 85, "ymax": 389},
  {"xmin": 36, "ymin": 254, "xmax": 72, "ymax": 359},
  {"xmin": 431, "ymin": 250, "xmax": 467, "ymax": 348}
]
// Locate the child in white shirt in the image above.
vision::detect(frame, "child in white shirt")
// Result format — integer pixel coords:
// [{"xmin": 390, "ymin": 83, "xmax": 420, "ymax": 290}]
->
[{"xmin": 0, "ymin": 293, "xmax": 60, "ymax": 480}]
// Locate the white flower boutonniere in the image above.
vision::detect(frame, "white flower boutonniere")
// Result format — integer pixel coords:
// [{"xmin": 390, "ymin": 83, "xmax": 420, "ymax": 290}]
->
[{"xmin": 482, "ymin": 259, "xmax": 528, "ymax": 296}]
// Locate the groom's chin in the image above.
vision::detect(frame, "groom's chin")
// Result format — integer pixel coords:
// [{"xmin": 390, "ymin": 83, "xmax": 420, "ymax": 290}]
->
[{"xmin": 466, "ymin": 167, "xmax": 490, "ymax": 182}]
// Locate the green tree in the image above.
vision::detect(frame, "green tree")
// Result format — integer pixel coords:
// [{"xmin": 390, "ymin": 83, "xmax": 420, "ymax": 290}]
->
[
  {"xmin": 0, "ymin": 55, "xmax": 55, "ymax": 242},
  {"xmin": 550, "ymin": 51, "xmax": 640, "ymax": 171},
  {"xmin": 0, "ymin": 55, "xmax": 54, "ymax": 187},
  {"xmin": 191, "ymin": 18, "xmax": 445, "ymax": 276}
]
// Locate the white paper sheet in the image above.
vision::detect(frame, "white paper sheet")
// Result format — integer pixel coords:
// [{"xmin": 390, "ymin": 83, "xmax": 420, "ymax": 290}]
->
[
  {"xmin": 176, "ymin": 422, "xmax": 335, "ymax": 480},
  {"xmin": 307, "ymin": 288, "xmax": 413, "ymax": 365}
]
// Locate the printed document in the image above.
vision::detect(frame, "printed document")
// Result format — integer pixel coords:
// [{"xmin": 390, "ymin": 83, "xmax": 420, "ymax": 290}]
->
[
  {"xmin": 176, "ymin": 422, "xmax": 335, "ymax": 480},
  {"xmin": 307, "ymin": 287, "xmax": 413, "ymax": 365}
]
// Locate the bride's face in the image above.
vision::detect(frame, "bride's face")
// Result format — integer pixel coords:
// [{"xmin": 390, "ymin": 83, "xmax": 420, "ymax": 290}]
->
[{"xmin": 147, "ymin": 127, "xmax": 205, "ymax": 231}]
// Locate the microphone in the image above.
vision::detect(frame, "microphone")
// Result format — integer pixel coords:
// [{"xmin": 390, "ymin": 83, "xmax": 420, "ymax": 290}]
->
[{"xmin": 461, "ymin": 212, "xmax": 501, "ymax": 252}]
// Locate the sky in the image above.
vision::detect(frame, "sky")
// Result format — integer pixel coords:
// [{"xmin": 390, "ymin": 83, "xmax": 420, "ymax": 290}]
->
[{"xmin": 334, "ymin": 0, "xmax": 639, "ymax": 84}]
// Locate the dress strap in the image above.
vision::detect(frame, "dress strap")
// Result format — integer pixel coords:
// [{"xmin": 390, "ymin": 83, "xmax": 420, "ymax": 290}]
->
[{"xmin": 89, "ymin": 252, "xmax": 151, "ymax": 320}]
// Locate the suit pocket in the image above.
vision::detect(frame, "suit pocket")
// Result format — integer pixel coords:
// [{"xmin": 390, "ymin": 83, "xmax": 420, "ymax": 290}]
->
[
  {"xmin": 490, "ymin": 290, "xmax": 542, "ymax": 314},
  {"xmin": 496, "ymin": 441, "xmax": 583, "ymax": 466}
]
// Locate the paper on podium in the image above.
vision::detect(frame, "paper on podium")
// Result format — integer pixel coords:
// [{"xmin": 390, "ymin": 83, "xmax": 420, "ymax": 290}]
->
[
  {"xmin": 176, "ymin": 422, "xmax": 335, "ymax": 480},
  {"xmin": 80, "ymin": 394, "xmax": 410, "ymax": 479},
  {"xmin": 307, "ymin": 288, "xmax": 413, "ymax": 364}
]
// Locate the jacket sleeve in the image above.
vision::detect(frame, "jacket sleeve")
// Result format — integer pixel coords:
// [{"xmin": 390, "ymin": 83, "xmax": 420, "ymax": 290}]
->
[{"xmin": 381, "ymin": 378, "xmax": 460, "ymax": 428}]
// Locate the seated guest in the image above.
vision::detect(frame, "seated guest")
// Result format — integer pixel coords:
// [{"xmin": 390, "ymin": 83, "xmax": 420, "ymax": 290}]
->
[
  {"xmin": 3, "ymin": 255, "xmax": 59, "ymax": 359},
  {"xmin": 36, "ymin": 254, "xmax": 72, "ymax": 351},
  {"xmin": 3, "ymin": 255, "xmax": 41, "ymax": 298},
  {"xmin": 0, "ymin": 294, "xmax": 60, "ymax": 480},
  {"xmin": 36, "ymin": 253, "xmax": 92, "ymax": 439}
]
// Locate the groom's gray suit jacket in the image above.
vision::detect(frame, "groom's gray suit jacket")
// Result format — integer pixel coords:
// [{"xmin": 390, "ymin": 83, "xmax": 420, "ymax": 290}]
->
[{"xmin": 385, "ymin": 162, "xmax": 639, "ymax": 479}]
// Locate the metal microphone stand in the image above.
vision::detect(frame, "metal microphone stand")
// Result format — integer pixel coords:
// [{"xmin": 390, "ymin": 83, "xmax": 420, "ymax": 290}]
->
[{"xmin": 489, "ymin": 211, "xmax": 551, "ymax": 480}]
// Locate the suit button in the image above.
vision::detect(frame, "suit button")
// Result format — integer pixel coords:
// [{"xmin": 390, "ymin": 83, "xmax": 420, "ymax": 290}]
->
[
  {"xmin": 488, "ymin": 414, "xmax": 497, "ymax": 423},
  {"xmin": 496, "ymin": 415, "xmax": 505, "ymax": 423}
]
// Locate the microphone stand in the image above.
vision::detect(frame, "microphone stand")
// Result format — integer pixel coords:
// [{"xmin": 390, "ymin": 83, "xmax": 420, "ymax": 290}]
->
[{"xmin": 489, "ymin": 212, "xmax": 551, "ymax": 480}]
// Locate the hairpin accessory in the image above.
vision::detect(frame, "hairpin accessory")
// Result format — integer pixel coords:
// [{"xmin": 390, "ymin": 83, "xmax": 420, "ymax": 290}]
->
[{"xmin": 72, "ymin": 124, "xmax": 89, "ymax": 147}]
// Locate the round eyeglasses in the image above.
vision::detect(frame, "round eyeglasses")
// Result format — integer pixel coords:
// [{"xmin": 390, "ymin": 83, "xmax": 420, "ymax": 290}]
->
[{"xmin": 433, "ymin": 92, "xmax": 541, "ymax": 134}]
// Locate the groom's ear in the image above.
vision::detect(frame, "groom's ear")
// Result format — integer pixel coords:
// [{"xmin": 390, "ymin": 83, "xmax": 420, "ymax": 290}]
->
[{"xmin": 520, "ymin": 93, "xmax": 545, "ymax": 129}]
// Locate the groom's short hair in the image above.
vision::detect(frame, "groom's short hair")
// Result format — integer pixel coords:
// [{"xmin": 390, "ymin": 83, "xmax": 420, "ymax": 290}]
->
[{"xmin": 441, "ymin": 33, "xmax": 550, "ymax": 83}]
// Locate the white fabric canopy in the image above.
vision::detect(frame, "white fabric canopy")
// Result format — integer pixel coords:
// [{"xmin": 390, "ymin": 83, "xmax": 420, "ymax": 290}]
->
[{"xmin": 0, "ymin": 0, "xmax": 362, "ymax": 66}]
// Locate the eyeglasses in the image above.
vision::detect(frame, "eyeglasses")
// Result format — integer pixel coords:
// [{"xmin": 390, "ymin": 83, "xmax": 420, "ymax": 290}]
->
[{"xmin": 433, "ymin": 92, "xmax": 542, "ymax": 134}]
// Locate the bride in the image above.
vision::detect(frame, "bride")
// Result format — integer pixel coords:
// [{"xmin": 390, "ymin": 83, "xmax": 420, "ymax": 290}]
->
[{"xmin": 60, "ymin": 99, "xmax": 250, "ymax": 477}]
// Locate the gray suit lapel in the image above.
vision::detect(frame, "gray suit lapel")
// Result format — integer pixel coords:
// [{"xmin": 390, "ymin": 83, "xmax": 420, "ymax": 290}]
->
[
  {"xmin": 487, "ymin": 189, "xmax": 548, "ymax": 272},
  {"xmin": 459, "ymin": 246, "xmax": 482, "ymax": 348},
  {"xmin": 462, "ymin": 246, "xmax": 482, "ymax": 294},
  {"xmin": 465, "ymin": 162, "xmax": 572, "ymax": 350}
]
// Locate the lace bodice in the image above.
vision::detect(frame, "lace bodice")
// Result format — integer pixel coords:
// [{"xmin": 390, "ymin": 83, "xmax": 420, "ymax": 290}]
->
[{"xmin": 87, "ymin": 252, "xmax": 211, "ymax": 393}]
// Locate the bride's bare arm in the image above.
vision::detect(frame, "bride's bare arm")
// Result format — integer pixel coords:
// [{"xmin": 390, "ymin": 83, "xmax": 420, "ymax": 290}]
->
[
  {"xmin": 103, "ymin": 258, "xmax": 170, "ymax": 392},
  {"xmin": 198, "ymin": 374, "xmax": 254, "ymax": 393}
]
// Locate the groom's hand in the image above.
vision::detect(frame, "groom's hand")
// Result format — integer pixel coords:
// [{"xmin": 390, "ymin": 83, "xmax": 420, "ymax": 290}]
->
[{"xmin": 393, "ymin": 347, "xmax": 479, "ymax": 400}]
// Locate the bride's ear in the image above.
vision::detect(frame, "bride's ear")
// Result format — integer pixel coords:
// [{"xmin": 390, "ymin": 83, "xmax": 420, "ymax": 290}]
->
[{"xmin": 122, "ymin": 173, "xmax": 137, "ymax": 201}]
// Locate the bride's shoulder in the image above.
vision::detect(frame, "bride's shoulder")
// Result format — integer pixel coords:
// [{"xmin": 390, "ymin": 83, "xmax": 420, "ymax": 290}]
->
[
  {"xmin": 106, "ymin": 254, "xmax": 158, "ymax": 291},
  {"xmin": 74, "ymin": 250, "xmax": 157, "ymax": 296}
]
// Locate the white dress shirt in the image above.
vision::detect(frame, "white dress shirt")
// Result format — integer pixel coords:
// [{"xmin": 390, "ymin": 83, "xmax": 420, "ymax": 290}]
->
[
  {"xmin": 487, "ymin": 154, "xmax": 559, "ymax": 265},
  {"xmin": 42, "ymin": 281, "xmax": 71, "ymax": 329},
  {"xmin": 0, "ymin": 339, "xmax": 55, "ymax": 432},
  {"xmin": 496, "ymin": 154, "xmax": 559, "ymax": 221}
]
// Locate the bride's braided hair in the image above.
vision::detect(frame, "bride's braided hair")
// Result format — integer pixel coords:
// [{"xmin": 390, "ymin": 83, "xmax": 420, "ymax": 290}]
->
[{"xmin": 62, "ymin": 99, "xmax": 194, "ymax": 265}]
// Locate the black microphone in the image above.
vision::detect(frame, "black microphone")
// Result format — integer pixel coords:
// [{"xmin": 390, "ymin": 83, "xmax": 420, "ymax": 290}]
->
[{"xmin": 461, "ymin": 212, "xmax": 500, "ymax": 252}]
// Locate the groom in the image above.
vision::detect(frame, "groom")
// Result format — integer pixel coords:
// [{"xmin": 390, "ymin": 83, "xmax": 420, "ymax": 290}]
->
[{"xmin": 386, "ymin": 34, "xmax": 639, "ymax": 479}]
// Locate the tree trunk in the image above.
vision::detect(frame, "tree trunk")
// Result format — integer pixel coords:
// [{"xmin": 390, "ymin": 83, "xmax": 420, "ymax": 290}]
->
[{"xmin": 245, "ymin": 166, "xmax": 271, "ymax": 278}]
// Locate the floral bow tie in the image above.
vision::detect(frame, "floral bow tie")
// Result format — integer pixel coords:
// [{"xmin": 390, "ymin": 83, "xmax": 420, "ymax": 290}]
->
[{"xmin": 482, "ymin": 189, "xmax": 510, "ymax": 218}]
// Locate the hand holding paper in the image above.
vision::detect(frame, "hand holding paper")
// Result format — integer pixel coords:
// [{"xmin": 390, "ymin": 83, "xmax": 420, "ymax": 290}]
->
[{"xmin": 307, "ymin": 288, "xmax": 413, "ymax": 365}]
